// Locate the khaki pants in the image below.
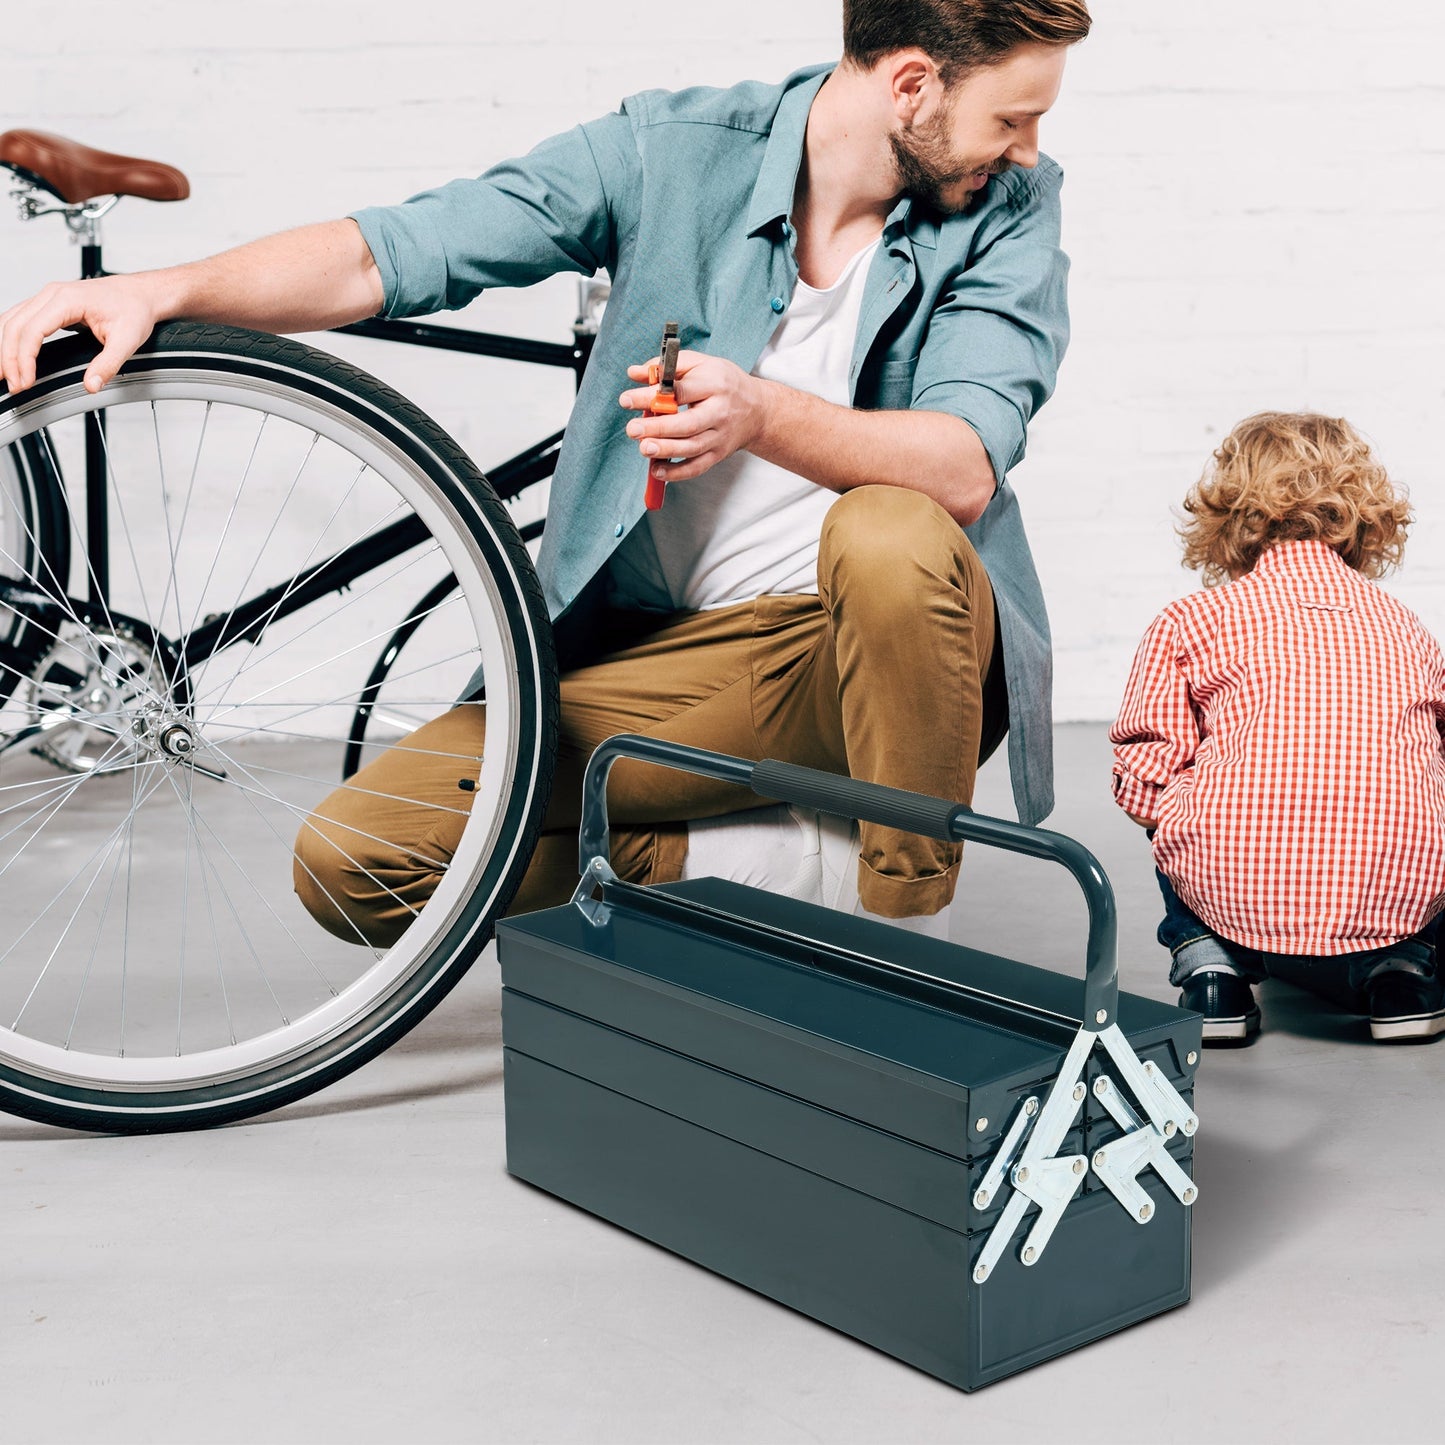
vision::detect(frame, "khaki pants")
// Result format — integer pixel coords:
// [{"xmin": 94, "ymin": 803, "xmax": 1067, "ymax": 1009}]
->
[{"xmin": 294, "ymin": 486, "xmax": 1007, "ymax": 946}]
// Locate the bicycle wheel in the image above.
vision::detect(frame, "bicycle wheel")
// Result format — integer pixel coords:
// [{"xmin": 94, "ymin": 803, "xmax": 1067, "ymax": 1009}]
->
[
  {"xmin": 0, "ymin": 322, "xmax": 558, "ymax": 1131},
  {"xmin": 0, "ymin": 431, "xmax": 69, "ymax": 595}
]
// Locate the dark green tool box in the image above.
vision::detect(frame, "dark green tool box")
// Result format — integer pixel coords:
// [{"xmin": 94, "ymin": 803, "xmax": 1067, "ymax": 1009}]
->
[{"xmin": 497, "ymin": 737, "xmax": 1202, "ymax": 1391}]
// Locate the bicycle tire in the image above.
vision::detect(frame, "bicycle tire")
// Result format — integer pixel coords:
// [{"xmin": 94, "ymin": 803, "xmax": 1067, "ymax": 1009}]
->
[{"xmin": 0, "ymin": 322, "xmax": 558, "ymax": 1132}]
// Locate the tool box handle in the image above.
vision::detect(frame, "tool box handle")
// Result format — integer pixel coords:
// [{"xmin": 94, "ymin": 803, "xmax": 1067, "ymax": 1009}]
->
[{"xmin": 577, "ymin": 735, "xmax": 1120, "ymax": 1028}]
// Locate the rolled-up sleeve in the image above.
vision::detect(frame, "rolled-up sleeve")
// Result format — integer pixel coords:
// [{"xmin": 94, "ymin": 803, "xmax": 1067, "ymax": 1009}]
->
[
  {"xmin": 1109, "ymin": 614, "xmax": 1201, "ymax": 820},
  {"xmin": 911, "ymin": 163, "xmax": 1069, "ymax": 482},
  {"xmin": 349, "ymin": 109, "xmax": 641, "ymax": 319}
]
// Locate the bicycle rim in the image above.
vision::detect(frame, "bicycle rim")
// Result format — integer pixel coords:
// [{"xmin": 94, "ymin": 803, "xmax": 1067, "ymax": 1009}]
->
[
  {"xmin": 0, "ymin": 432, "xmax": 67, "ymax": 587},
  {"xmin": 0, "ymin": 325, "xmax": 556, "ymax": 1130}
]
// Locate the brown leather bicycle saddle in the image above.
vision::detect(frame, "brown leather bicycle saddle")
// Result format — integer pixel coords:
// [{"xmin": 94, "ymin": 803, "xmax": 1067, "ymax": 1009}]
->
[{"xmin": 0, "ymin": 130, "xmax": 189, "ymax": 204}]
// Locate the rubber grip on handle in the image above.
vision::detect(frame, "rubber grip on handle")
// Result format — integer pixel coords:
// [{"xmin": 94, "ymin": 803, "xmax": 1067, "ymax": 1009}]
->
[{"xmin": 751, "ymin": 759, "xmax": 964, "ymax": 841}]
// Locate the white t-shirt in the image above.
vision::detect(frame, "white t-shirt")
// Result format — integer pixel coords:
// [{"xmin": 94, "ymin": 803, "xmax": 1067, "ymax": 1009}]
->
[{"xmin": 612, "ymin": 235, "xmax": 880, "ymax": 612}]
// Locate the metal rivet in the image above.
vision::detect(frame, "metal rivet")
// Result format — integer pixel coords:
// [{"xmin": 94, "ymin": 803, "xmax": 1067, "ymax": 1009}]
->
[
  {"xmin": 1138, "ymin": 1204, "xmax": 1153, "ymax": 1222},
  {"xmin": 1072, "ymin": 1158, "xmax": 1085, "ymax": 1176},
  {"xmin": 1183, "ymin": 1187, "xmax": 1197, "ymax": 1205},
  {"xmin": 973, "ymin": 1189, "xmax": 991, "ymax": 1209},
  {"xmin": 1071, "ymin": 1082, "xmax": 1086, "ymax": 1102},
  {"xmin": 1014, "ymin": 1166, "xmax": 1030, "ymax": 1185},
  {"xmin": 1022, "ymin": 1246, "xmax": 1037, "ymax": 1265},
  {"xmin": 1186, "ymin": 1051, "xmax": 1198, "ymax": 1067},
  {"xmin": 974, "ymin": 1117, "xmax": 989, "ymax": 1133},
  {"xmin": 1024, "ymin": 1098, "xmax": 1039, "ymax": 1116},
  {"xmin": 973, "ymin": 1264, "xmax": 987, "ymax": 1283},
  {"xmin": 1095, "ymin": 1009, "xmax": 1108, "ymax": 1025},
  {"xmin": 1093, "ymin": 1077, "xmax": 1109, "ymax": 1097},
  {"xmin": 1164, "ymin": 1120, "xmax": 1177, "ymax": 1138},
  {"xmin": 1143, "ymin": 1061, "xmax": 1156, "ymax": 1076},
  {"xmin": 1093, "ymin": 1150, "xmax": 1108, "ymax": 1169},
  {"xmin": 1183, "ymin": 1118, "xmax": 1198, "ymax": 1137}
]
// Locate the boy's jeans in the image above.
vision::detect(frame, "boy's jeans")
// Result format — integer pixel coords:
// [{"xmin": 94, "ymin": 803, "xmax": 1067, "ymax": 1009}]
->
[{"xmin": 1155, "ymin": 870, "xmax": 1440, "ymax": 1012}]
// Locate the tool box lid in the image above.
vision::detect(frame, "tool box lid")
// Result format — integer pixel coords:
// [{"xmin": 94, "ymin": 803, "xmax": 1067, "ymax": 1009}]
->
[{"xmin": 499, "ymin": 875, "xmax": 1194, "ymax": 1163}]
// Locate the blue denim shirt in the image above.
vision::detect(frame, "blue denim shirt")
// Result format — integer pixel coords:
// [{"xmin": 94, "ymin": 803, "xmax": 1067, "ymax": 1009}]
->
[{"xmin": 351, "ymin": 65, "xmax": 1069, "ymax": 824}]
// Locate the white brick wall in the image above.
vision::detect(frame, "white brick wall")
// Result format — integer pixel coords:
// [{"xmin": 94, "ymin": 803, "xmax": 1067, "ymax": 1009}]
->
[{"xmin": 4, "ymin": 1, "xmax": 1443, "ymax": 721}]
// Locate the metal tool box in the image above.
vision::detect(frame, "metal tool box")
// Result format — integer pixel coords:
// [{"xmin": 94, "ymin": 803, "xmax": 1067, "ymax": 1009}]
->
[{"xmin": 497, "ymin": 737, "xmax": 1202, "ymax": 1391}]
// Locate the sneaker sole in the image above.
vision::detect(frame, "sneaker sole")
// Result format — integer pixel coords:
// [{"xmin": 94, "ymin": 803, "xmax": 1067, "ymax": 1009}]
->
[
  {"xmin": 1201, "ymin": 1008, "xmax": 1261, "ymax": 1045},
  {"xmin": 1370, "ymin": 1011, "xmax": 1445, "ymax": 1042}
]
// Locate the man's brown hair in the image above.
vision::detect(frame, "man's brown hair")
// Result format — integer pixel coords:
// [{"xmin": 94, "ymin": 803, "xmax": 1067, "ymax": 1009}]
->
[{"xmin": 843, "ymin": 1, "xmax": 1092, "ymax": 83}]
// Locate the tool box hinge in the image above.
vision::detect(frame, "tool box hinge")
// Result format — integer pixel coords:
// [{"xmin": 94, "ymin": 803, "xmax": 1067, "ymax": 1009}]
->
[{"xmin": 971, "ymin": 1025, "xmax": 1200, "ymax": 1284}]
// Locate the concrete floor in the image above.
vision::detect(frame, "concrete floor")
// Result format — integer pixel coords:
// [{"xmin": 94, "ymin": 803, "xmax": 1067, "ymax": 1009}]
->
[{"xmin": 5, "ymin": 723, "xmax": 1443, "ymax": 1444}]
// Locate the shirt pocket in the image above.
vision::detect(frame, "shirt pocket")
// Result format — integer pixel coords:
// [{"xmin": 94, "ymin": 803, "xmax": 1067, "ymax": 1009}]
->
[{"xmin": 873, "ymin": 355, "xmax": 920, "ymax": 410}]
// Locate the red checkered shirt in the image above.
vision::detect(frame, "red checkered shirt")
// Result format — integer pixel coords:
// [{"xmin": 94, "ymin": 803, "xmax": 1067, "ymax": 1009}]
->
[{"xmin": 1110, "ymin": 539, "xmax": 1445, "ymax": 955}]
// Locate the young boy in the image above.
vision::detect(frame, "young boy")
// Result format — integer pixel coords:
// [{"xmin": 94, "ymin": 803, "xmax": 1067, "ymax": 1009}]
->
[{"xmin": 1111, "ymin": 412, "xmax": 1445, "ymax": 1045}]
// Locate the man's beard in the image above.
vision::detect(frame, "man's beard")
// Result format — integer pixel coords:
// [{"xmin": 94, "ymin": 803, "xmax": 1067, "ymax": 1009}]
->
[{"xmin": 889, "ymin": 114, "xmax": 1012, "ymax": 214}]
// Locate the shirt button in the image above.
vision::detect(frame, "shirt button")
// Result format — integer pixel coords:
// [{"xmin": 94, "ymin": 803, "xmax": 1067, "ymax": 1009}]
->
[
  {"xmin": 614, "ymin": 523, "xmax": 624, "ymax": 537},
  {"xmin": 770, "ymin": 296, "xmax": 785, "ymax": 313},
  {"xmin": 781, "ymin": 222, "xmax": 791, "ymax": 238}
]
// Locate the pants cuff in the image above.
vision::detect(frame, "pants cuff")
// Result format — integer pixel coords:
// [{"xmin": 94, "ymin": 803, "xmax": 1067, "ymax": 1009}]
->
[
  {"xmin": 856, "ymin": 858, "xmax": 959, "ymax": 919},
  {"xmin": 1169, "ymin": 937, "xmax": 1243, "ymax": 987}
]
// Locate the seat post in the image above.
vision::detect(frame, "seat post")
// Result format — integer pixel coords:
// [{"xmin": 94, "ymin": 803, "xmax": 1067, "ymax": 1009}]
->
[
  {"xmin": 80, "ymin": 232, "xmax": 103, "ymax": 279},
  {"xmin": 72, "ymin": 208, "xmax": 109, "ymax": 605}
]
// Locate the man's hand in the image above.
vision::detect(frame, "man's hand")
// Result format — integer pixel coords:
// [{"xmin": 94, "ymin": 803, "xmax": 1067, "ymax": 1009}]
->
[
  {"xmin": 620, "ymin": 350, "xmax": 764, "ymax": 484},
  {"xmin": 0, "ymin": 274, "xmax": 166, "ymax": 395},
  {"xmin": 0, "ymin": 221, "xmax": 385, "ymax": 399}
]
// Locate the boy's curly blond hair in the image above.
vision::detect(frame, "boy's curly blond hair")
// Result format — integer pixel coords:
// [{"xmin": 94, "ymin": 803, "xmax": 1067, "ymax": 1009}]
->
[{"xmin": 1180, "ymin": 411, "xmax": 1411, "ymax": 585}]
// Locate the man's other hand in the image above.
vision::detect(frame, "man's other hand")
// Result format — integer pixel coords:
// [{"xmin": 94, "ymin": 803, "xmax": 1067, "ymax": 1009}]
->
[
  {"xmin": 0, "ymin": 275, "xmax": 164, "ymax": 395},
  {"xmin": 620, "ymin": 350, "xmax": 764, "ymax": 484}
]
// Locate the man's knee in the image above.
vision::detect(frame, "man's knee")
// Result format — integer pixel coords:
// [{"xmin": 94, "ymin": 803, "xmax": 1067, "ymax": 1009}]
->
[
  {"xmin": 292, "ymin": 788, "xmax": 430, "ymax": 949},
  {"xmin": 820, "ymin": 484, "xmax": 981, "ymax": 606}
]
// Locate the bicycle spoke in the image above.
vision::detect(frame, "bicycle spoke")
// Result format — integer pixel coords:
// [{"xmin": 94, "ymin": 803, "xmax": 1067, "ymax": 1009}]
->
[
  {"xmin": 39, "ymin": 429, "xmax": 130, "ymax": 648},
  {"xmin": 203, "ymin": 739, "xmax": 440, "ymax": 912},
  {"xmin": 0, "ymin": 732, "xmax": 137, "ymax": 865},
  {"xmin": 0, "ymin": 755, "xmax": 154, "ymax": 812},
  {"xmin": 212, "ymin": 753, "xmax": 473, "ymax": 818},
  {"xmin": 172, "ymin": 411, "xmax": 271, "ymax": 676},
  {"xmin": 0, "ymin": 510, "xmax": 114, "ymax": 670},
  {"xmin": 195, "ymin": 712, "xmax": 485, "ymax": 762},
  {"xmin": 190, "ymin": 804, "xmax": 238, "ymax": 1048},
  {"xmin": 175, "ymin": 760, "xmax": 195, "ymax": 1056},
  {"xmin": 150, "ymin": 400, "xmax": 192, "ymax": 698},
  {"xmin": 64, "ymin": 799, "xmax": 140, "ymax": 1051},
  {"xmin": 6, "ymin": 764, "xmax": 167, "ymax": 1031},
  {"xmin": 185, "ymin": 460, "xmax": 376, "ymax": 703},
  {"xmin": 154, "ymin": 757, "xmax": 341, "ymax": 1009},
  {"xmin": 195, "ymin": 539, "xmax": 451, "ymax": 724},
  {"xmin": 191, "ymin": 430, "xmax": 320, "ymax": 661},
  {"xmin": 118, "ymin": 740, "xmax": 142, "ymax": 1054},
  {"xmin": 93, "ymin": 406, "xmax": 157, "ymax": 649}
]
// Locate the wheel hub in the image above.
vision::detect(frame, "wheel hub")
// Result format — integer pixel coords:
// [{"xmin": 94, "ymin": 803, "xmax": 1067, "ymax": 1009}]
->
[{"xmin": 20, "ymin": 620, "xmax": 205, "ymax": 776}]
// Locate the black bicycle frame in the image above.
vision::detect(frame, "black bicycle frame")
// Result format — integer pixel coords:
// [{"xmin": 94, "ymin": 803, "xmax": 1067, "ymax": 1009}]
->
[{"xmin": 65, "ymin": 237, "xmax": 592, "ymax": 660}]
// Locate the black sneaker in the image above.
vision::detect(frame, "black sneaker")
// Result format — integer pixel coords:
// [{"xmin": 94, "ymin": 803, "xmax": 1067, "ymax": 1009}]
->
[
  {"xmin": 1367, "ymin": 970, "xmax": 1445, "ymax": 1042},
  {"xmin": 1178, "ymin": 970, "xmax": 1261, "ymax": 1045}
]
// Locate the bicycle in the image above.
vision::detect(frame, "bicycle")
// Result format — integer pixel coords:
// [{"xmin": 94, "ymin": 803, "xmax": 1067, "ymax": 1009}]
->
[{"xmin": 0, "ymin": 130, "xmax": 602, "ymax": 1133}]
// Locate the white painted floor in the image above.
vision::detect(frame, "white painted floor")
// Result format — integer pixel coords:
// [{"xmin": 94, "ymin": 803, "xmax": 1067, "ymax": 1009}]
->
[{"xmin": 5, "ymin": 724, "xmax": 1442, "ymax": 1444}]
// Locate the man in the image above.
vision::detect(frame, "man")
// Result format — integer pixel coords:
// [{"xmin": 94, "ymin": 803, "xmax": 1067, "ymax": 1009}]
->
[{"xmin": 0, "ymin": 1, "xmax": 1091, "ymax": 946}]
